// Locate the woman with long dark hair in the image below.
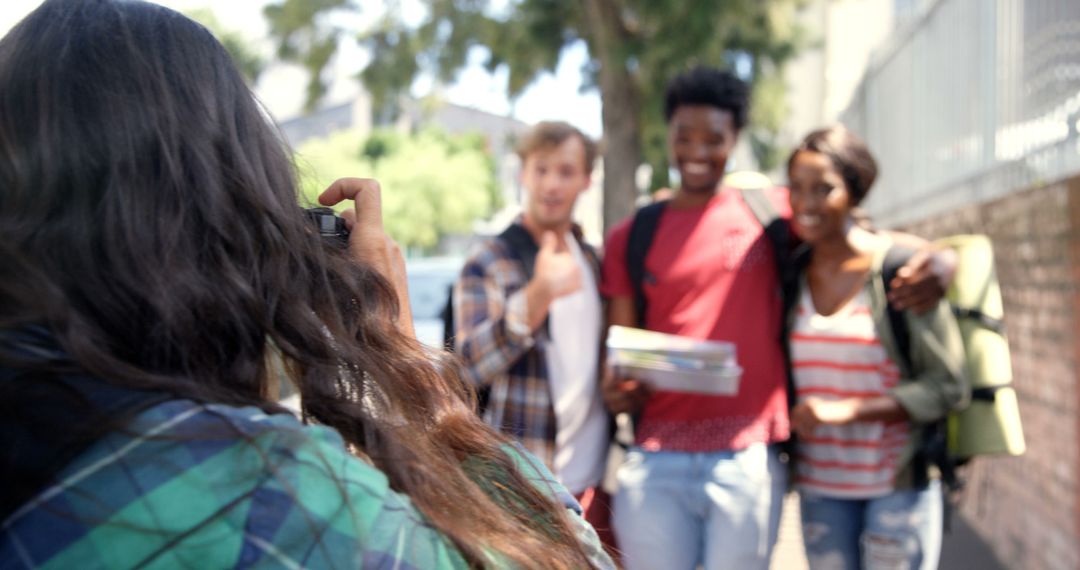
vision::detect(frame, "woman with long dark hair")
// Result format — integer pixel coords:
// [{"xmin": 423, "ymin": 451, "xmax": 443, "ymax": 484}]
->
[
  {"xmin": 0, "ymin": 1, "xmax": 612, "ymax": 568},
  {"xmin": 785, "ymin": 125, "xmax": 967, "ymax": 569}
]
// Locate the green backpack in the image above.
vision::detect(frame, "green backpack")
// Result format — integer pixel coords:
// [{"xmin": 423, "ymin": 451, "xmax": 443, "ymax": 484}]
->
[{"xmin": 883, "ymin": 235, "xmax": 1026, "ymax": 490}]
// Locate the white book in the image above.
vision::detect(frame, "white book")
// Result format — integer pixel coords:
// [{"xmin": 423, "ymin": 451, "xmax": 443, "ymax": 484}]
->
[{"xmin": 606, "ymin": 326, "xmax": 741, "ymax": 396}]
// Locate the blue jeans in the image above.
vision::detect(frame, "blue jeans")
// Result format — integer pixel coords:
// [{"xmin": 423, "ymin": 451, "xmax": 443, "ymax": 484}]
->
[
  {"xmin": 799, "ymin": 480, "xmax": 943, "ymax": 570},
  {"xmin": 612, "ymin": 444, "xmax": 786, "ymax": 570}
]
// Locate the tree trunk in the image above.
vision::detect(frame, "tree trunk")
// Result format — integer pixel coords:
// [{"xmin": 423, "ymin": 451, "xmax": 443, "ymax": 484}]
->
[
  {"xmin": 598, "ymin": 70, "xmax": 641, "ymax": 235},
  {"xmin": 581, "ymin": 0, "xmax": 642, "ymax": 235}
]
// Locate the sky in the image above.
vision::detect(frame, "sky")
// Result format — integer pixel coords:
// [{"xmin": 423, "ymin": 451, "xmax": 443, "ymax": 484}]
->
[{"xmin": 0, "ymin": 0, "xmax": 603, "ymax": 137}]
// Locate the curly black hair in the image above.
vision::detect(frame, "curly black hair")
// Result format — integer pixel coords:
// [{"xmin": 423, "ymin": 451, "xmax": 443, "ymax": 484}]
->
[{"xmin": 663, "ymin": 66, "xmax": 750, "ymax": 129}]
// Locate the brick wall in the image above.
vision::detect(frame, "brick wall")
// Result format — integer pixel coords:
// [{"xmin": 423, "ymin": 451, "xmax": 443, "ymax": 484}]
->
[{"xmin": 899, "ymin": 175, "xmax": 1080, "ymax": 570}]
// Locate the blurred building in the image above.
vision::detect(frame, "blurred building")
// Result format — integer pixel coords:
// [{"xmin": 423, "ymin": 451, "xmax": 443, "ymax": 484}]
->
[
  {"xmin": 827, "ymin": 1, "xmax": 1080, "ymax": 568},
  {"xmin": 780, "ymin": 0, "xmax": 896, "ymax": 156}
]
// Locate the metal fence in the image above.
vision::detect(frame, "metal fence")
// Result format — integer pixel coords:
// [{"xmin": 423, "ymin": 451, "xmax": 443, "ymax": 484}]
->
[{"xmin": 842, "ymin": 0, "xmax": 1080, "ymax": 226}]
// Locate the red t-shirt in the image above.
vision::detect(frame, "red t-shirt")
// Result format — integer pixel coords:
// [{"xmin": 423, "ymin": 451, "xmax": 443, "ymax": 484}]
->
[{"xmin": 601, "ymin": 187, "xmax": 791, "ymax": 452}]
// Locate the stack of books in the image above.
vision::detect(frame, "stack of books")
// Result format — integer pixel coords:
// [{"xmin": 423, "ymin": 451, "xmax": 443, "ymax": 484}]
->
[{"xmin": 606, "ymin": 326, "xmax": 742, "ymax": 396}]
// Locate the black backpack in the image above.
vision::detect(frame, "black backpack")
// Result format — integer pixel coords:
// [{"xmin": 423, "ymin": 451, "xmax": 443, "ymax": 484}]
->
[{"xmin": 880, "ymin": 243, "xmax": 1018, "ymax": 494}]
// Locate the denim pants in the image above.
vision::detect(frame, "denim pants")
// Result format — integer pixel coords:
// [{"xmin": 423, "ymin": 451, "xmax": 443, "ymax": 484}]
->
[
  {"xmin": 799, "ymin": 480, "xmax": 942, "ymax": 570},
  {"xmin": 612, "ymin": 443, "xmax": 786, "ymax": 570}
]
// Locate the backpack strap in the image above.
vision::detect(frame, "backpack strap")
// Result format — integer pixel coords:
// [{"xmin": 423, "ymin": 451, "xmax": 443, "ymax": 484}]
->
[
  {"xmin": 626, "ymin": 201, "xmax": 668, "ymax": 328},
  {"xmin": 951, "ymin": 307, "xmax": 1005, "ymax": 335},
  {"xmin": 497, "ymin": 223, "xmax": 541, "ymax": 282},
  {"xmin": 738, "ymin": 186, "xmax": 804, "ymax": 465},
  {"xmin": 440, "ymin": 287, "xmax": 456, "ymax": 352},
  {"xmin": 738, "ymin": 187, "xmax": 792, "ymax": 295},
  {"xmin": 738, "ymin": 186, "xmax": 779, "ymax": 226},
  {"xmin": 496, "ymin": 222, "xmax": 548, "ymax": 333}
]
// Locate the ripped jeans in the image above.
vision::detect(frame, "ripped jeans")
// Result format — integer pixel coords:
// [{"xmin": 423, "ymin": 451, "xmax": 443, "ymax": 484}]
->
[{"xmin": 799, "ymin": 480, "xmax": 942, "ymax": 570}]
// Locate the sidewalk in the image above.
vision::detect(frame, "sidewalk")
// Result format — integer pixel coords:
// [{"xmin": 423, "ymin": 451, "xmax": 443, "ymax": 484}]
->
[{"xmin": 770, "ymin": 493, "xmax": 808, "ymax": 570}]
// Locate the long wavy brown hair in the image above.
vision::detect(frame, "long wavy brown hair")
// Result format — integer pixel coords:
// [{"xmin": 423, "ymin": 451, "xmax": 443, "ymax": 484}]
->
[{"xmin": 0, "ymin": 0, "xmax": 594, "ymax": 567}]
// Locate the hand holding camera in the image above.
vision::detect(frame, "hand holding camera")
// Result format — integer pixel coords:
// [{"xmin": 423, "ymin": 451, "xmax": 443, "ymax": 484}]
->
[{"xmin": 317, "ymin": 178, "xmax": 415, "ymax": 338}]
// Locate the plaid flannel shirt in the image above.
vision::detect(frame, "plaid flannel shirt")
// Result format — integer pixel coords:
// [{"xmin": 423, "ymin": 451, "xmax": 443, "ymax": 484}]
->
[
  {"xmin": 453, "ymin": 222, "xmax": 603, "ymax": 468},
  {"xmin": 1, "ymin": 399, "xmax": 614, "ymax": 569}
]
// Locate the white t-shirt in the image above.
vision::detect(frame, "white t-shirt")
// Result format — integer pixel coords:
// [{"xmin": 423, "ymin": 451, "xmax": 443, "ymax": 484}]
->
[{"xmin": 545, "ymin": 234, "xmax": 607, "ymax": 494}]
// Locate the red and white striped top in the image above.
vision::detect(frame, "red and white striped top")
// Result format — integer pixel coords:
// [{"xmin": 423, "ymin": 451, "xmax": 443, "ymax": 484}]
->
[{"xmin": 791, "ymin": 285, "xmax": 908, "ymax": 499}]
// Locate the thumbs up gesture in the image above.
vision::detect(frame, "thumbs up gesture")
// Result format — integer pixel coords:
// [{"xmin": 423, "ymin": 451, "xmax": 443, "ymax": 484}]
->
[
  {"xmin": 534, "ymin": 231, "xmax": 582, "ymax": 300},
  {"xmin": 520, "ymin": 231, "xmax": 583, "ymax": 331}
]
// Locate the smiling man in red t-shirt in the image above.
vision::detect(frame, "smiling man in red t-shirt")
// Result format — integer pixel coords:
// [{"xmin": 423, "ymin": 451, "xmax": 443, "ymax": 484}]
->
[{"xmin": 601, "ymin": 66, "xmax": 789, "ymax": 570}]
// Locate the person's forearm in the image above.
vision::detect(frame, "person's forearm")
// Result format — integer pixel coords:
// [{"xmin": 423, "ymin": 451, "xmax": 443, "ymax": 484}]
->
[
  {"xmin": 454, "ymin": 282, "xmax": 535, "ymax": 387},
  {"xmin": 606, "ymin": 296, "xmax": 637, "ymax": 329},
  {"xmin": 522, "ymin": 278, "xmax": 555, "ymax": 331},
  {"xmin": 851, "ymin": 396, "xmax": 909, "ymax": 423}
]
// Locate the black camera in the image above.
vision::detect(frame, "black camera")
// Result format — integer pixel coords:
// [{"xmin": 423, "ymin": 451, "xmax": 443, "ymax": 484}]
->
[{"xmin": 304, "ymin": 207, "xmax": 350, "ymax": 243}]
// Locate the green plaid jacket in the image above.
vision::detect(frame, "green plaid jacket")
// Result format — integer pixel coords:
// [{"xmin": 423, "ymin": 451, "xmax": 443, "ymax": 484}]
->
[{"xmin": 0, "ymin": 399, "xmax": 613, "ymax": 569}]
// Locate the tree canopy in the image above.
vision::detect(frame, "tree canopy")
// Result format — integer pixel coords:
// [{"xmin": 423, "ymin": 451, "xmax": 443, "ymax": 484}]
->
[
  {"xmin": 266, "ymin": 0, "xmax": 807, "ymax": 230},
  {"xmin": 294, "ymin": 127, "xmax": 498, "ymax": 252}
]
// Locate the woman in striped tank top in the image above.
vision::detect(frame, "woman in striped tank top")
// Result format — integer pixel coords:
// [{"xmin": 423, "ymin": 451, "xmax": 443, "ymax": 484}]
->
[{"xmin": 785, "ymin": 126, "xmax": 969, "ymax": 570}]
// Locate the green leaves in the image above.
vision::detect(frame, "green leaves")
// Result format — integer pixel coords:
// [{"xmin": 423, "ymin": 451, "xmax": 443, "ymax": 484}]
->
[
  {"xmin": 359, "ymin": 18, "xmax": 423, "ymax": 118},
  {"xmin": 295, "ymin": 128, "xmax": 497, "ymax": 252}
]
